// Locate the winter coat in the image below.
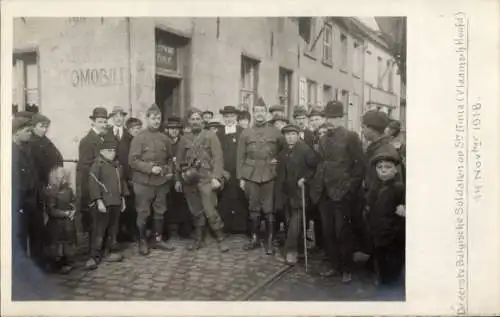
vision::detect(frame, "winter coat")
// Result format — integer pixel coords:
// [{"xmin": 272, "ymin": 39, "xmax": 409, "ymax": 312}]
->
[
  {"xmin": 30, "ymin": 135, "xmax": 63, "ymax": 186},
  {"xmin": 89, "ymin": 156, "xmax": 129, "ymax": 207},
  {"xmin": 309, "ymin": 126, "xmax": 365, "ymax": 204}
]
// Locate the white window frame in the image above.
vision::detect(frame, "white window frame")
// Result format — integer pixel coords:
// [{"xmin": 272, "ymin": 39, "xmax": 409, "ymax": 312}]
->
[
  {"xmin": 278, "ymin": 67, "xmax": 293, "ymax": 110},
  {"xmin": 322, "ymin": 23, "xmax": 333, "ymax": 65},
  {"xmin": 340, "ymin": 33, "xmax": 348, "ymax": 70},
  {"xmin": 240, "ymin": 56, "xmax": 260, "ymax": 110},
  {"xmin": 306, "ymin": 79, "xmax": 318, "ymax": 109},
  {"xmin": 377, "ymin": 56, "xmax": 383, "ymax": 88},
  {"xmin": 352, "ymin": 41, "xmax": 361, "ymax": 77},
  {"xmin": 12, "ymin": 51, "xmax": 40, "ymax": 112}
]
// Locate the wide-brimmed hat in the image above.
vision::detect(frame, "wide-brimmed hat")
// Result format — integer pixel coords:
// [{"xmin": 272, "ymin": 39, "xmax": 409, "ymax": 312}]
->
[
  {"xmin": 12, "ymin": 117, "xmax": 33, "ymax": 133},
  {"xmin": 89, "ymin": 107, "xmax": 109, "ymax": 120},
  {"xmin": 30, "ymin": 113, "xmax": 51, "ymax": 126},
  {"xmin": 293, "ymin": 106, "xmax": 308, "ymax": 118},
  {"xmin": 205, "ymin": 120, "xmax": 224, "ymax": 129},
  {"xmin": 109, "ymin": 106, "xmax": 128, "ymax": 117},
  {"xmin": 219, "ymin": 105, "xmax": 239, "ymax": 115},
  {"xmin": 165, "ymin": 116, "xmax": 183, "ymax": 129},
  {"xmin": 269, "ymin": 104, "xmax": 285, "ymax": 113}
]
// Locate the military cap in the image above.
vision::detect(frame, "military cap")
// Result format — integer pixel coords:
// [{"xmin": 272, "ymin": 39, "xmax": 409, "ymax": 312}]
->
[
  {"xmin": 362, "ymin": 110, "xmax": 390, "ymax": 133},
  {"xmin": 146, "ymin": 104, "xmax": 161, "ymax": 116},
  {"xmin": 323, "ymin": 100, "xmax": 344, "ymax": 118},
  {"xmin": 281, "ymin": 124, "xmax": 301, "ymax": 134}
]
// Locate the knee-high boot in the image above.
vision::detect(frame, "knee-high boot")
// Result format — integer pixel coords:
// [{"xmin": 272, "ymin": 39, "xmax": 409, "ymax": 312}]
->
[
  {"xmin": 187, "ymin": 225, "xmax": 205, "ymax": 251},
  {"xmin": 138, "ymin": 223, "xmax": 150, "ymax": 256},
  {"xmin": 243, "ymin": 214, "xmax": 261, "ymax": 250},
  {"xmin": 264, "ymin": 214, "xmax": 275, "ymax": 255},
  {"xmin": 151, "ymin": 217, "xmax": 175, "ymax": 251}
]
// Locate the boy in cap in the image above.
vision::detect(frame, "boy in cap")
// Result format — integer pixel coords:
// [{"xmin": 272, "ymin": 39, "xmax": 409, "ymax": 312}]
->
[
  {"xmin": 269, "ymin": 115, "xmax": 289, "ymax": 132},
  {"xmin": 237, "ymin": 110, "xmax": 251, "ymax": 129},
  {"xmin": 293, "ymin": 106, "xmax": 314, "ymax": 148},
  {"xmin": 274, "ymin": 124, "xmax": 318, "ymax": 265},
  {"xmin": 126, "ymin": 117, "xmax": 143, "ymax": 137},
  {"xmin": 366, "ymin": 149, "xmax": 405, "ymax": 286},
  {"xmin": 309, "ymin": 100, "xmax": 365, "ymax": 283},
  {"xmin": 76, "ymin": 107, "xmax": 111, "ymax": 253},
  {"xmin": 201, "ymin": 110, "xmax": 214, "ymax": 127},
  {"xmin": 175, "ymin": 108, "xmax": 229, "ymax": 252},
  {"xmin": 87, "ymin": 137, "xmax": 129, "ymax": 270},
  {"xmin": 206, "ymin": 120, "xmax": 224, "ymax": 134},
  {"xmin": 129, "ymin": 104, "xmax": 176, "ymax": 255},
  {"xmin": 237, "ymin": 101, "xmax": 282, "ymax": 254}
]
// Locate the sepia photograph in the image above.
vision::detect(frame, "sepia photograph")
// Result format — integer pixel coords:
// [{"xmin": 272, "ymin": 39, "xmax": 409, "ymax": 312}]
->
[{"xmin": 9, "ymin": 16, "xmax": 408, "ymax": 302}]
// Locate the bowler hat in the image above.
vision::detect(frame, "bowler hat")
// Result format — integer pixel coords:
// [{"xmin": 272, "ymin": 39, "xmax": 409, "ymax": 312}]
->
[
  {"xmin": 269, "ymin": 104, "xmax": 285, "ymax": 113},
  {"xmin": 362, "ymin": 110, "xmax": 390, "ymax": 133},
  {"xmin": 12, "ymin": 117, "xmax": 33, "ymax": 133},
  {"xmin": 281, "ymin": 124, "xmax": 301, "ymax": 134},
  {"xmin": 324, "ymin": 101, "xmax": 344, "ymax": 118},
  {"xmin": 165, "ymin": 116, "xmax": 183, "ymax": 129},
  {"xmin": 90, "ymin": 107, "xmax": 109, "ymax": 120},
  {"xmin": 219, "ymin": 105, "xmax": 239, "ymax": 115},
  {"xmin": 109, "ymin": 106, "xmax": 128, "ymax": 117}
]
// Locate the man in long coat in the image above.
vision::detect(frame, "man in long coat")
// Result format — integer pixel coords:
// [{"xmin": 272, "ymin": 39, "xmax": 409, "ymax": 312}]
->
[
  {"xmin": 216, "ymin": 105, "xmax": 248, "ymax": 234},
  {"xmin": 76, "ymin": 107, "xmax": 110, "ymax": 251},
  {"xmin": 309, "ymin": 101, "xmax": 365, "ymax": 283}
]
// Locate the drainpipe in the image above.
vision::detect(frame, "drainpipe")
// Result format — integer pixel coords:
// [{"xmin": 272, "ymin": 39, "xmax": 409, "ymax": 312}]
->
[{"xmin": 126, "ymin": 17, "xmax": 133, "ymax": 115}]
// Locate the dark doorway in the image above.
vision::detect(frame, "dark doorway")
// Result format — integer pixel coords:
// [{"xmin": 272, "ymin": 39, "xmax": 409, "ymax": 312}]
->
[{"xmin": 155, "ymin": 75, "xmax": 181, "ymax": 119}]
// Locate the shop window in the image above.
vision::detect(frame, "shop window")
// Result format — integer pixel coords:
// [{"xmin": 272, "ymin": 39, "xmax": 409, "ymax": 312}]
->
[
  {"xmin": 278, "ymin": 67, "xmax": 293, "ymax": 112},
  {"xmin": 240, "ymin": 56, "xmax": 260, "ymax": 109},
  {"xmin": 12, "ymin": 51, "xmax": 39, "ymax": 112}
]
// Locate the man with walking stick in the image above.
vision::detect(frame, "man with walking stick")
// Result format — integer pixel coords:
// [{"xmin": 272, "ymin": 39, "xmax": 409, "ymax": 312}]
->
[{"xmin": 274, "ymin": 124, "xmax": 317, "ymax": 266}]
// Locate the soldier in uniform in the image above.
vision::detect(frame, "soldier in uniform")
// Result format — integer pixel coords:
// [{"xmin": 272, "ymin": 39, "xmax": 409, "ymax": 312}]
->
[
  {"xmin": 129, "ymin": 104, "xmax": 176, "ymax": 255},
  {"xmin": 237, "ymin": 102, "xmax": 282, "ymax": 255},
  {"xmin": 175, "ymin": 108, "xmax": 229, "ymax": 252},
  {"xmin": 309, "ymin": 101, "xmax": 365, "ymax": 283},
  {"xmin": 163, "ymin": 116, "xmax": 192, "ymax": 239},
  {"xmin": 216, "ymin": 106, "xmax": 248, "ymax": 234}
]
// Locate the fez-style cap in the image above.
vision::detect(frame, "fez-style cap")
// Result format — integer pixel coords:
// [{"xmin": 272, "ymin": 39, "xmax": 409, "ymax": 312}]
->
[
  {"xmin": 281, "ymin": 124, "xmax": 301, "ymax": 134},
  {"xmin": 362, "ymin": 110, "xmax": 390, "ymax": 133},
  {"xmin": 126, "ymin": 117, "xmax": 142, "ymax": 129},
  {"xmin": 146, "ymin": 104, "xmax": 161, "ymax": 116},
  {"xmin": 109, "ymin": 106, "xmax": 128, "ymax": 117},
  {"xmin": 90, "ymin": 107, "xmax": 109, "ymax": 120}
]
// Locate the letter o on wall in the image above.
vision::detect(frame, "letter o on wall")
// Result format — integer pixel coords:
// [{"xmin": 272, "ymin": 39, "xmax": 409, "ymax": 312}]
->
[{"xmin": 71, "ymin": 70, "xmax": 80, "ymax": 87}]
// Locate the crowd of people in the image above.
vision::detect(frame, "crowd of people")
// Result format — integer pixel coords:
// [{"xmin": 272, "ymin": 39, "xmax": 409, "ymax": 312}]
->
[{"xmin": 12, "ymin": 98, "xmax": 406, "ymax": 288}]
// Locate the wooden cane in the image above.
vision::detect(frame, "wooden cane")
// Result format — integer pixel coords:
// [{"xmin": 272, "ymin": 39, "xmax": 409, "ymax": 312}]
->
[{"xmin": 301, "ymin": 184, "xmax": 308, "ymax": 273}]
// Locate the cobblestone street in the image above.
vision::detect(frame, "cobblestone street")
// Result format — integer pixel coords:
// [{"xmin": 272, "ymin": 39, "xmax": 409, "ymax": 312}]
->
[{"xmin": 41, "ymin": 235, "xmax": 404, "ymax": 302}]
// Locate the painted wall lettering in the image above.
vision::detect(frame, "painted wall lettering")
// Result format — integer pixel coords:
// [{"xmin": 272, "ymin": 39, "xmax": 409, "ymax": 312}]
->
[{"xmin": 71, "ymin": 67, "xmax": 126, "ymax": 87}]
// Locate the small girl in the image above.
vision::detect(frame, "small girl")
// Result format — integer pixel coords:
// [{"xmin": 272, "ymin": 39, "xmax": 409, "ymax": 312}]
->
[{"xmin": 44, "ymin": 166, "xmax": 77, "ymax": 274}]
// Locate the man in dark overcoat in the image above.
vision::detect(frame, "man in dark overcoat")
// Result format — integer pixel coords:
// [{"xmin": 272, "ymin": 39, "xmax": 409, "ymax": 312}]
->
[
  {"xmin": 76, "ymin": 107, "xmax": 111, "ymax": 250},
  {"xmin": 216, "ymin": 105, "xmax": 248, "ymax": 234},
  {"xmin": 292, "ymin": 106, "xmax": 315, "ymax": 148},
  {"xmin": 237, "ymin": 102, "xmax": 282, "ymax": 255},
  {"xmin": 309, "ymin": 100, "xmax": 365, "ymax": 283},
  {"xmin": 163, "ymin": 116, "xmax": 192, "ymax": 239}
]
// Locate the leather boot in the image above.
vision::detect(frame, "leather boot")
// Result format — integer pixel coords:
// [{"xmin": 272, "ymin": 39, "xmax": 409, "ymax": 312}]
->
[
  {"xmin": 138, "ymin": 224, "xmax": 150, "ymax": 256},
  {"xmin": 214, "ymin": 229, "xmax": 230, "ymax": 253},
  {"xmin": 187, "ymin": 226, "xmax": 204, "ymax": 251},
  {"xmin": 150, "ymin": 218, "xmax": 176, "ymax": 251},
  {"xmin": 243, "ymin": 216, "xmax": 261, "ymax": 251},
  {"xmin": 264, "ymin": 214, "xmax": 275, "ymax": 255}
]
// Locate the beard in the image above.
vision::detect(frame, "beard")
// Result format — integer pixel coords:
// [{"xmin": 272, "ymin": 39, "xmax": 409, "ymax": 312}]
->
[{"xmin": 191, "ymin": 124, "xmax": 203, "ymax": 133}]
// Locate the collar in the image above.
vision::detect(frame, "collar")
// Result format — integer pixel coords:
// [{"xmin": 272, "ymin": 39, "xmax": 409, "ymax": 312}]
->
[
  {"xmin": 225, "ymin": 125, "xmax": 237, "ymax": 134},
  {"xmin": 92, "ymin": 127, "xmax": 103, "ymax": 136}
]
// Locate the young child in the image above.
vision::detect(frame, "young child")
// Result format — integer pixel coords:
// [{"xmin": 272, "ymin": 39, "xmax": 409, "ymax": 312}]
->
[
  {"xmin": 275, "ymin": 124, "xmax": 318, "ymax": 264},
  {"xmin": 86, "ymin": 137, "xmax": 128, "ymax": 270},
  {"xmin": 367, "ymin": 149, "xmax": 406, "ymax": 286},
  {"xmin": 44, "ymin": 167, "xmax": 77, "ymax": 274}
]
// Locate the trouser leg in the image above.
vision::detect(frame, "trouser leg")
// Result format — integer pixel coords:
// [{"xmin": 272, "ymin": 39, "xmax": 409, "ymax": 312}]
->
[
  {"xmin": 105, "ymin": 206, "xmax": 121, "ymax": 252},
  {"xmin": 243, "ymin": 210, "xmax": 261, "ymax": 250},
  {"xmin": 149, "ymin": 184, "xmax": 175, "ymax": 251},
  {"xmin": 284, "ymin": 207, "xmax": 301, "ymax": 255},
  {"xmin": 333, "ymin": 198, "xmax": 354, "ymax": 274},
  {"xmin": 134, "ymin": 183, "xmax": 156, "ymax": 255},
  {"xmin": 319, "ymin": 197, "xmax": 338, "ymax": 271},
  {"xmin": 198, "ymin": 181, "xmax": 229, "ymax": 252},
  {"xmin": 89, "ymin": 206, "xmax": 108, "ymax": 261},
  {"xmin": 184, "ymin": 183, "xmax": 207, "ymax": 250}
]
